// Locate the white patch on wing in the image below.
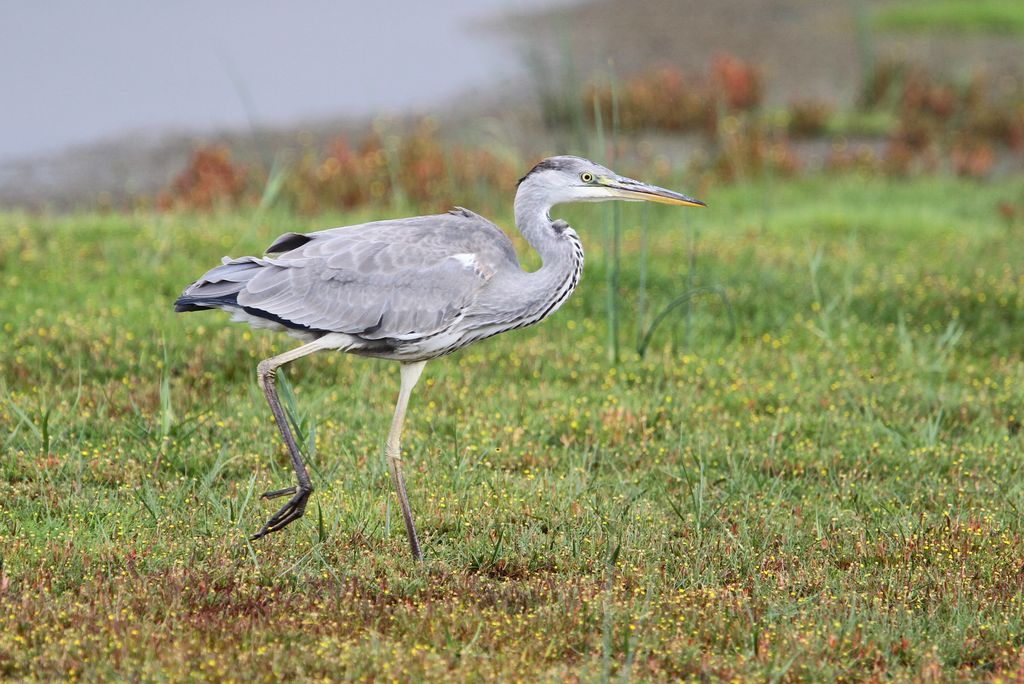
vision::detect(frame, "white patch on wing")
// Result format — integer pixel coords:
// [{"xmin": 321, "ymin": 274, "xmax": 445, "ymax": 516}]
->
[
  {"xmin": 452, "ymin": 253, "xmax": 478, "ymax": 269},
  {"xmin": 450, "ymin": 252, "xmax": 494, "ymax": 281}
]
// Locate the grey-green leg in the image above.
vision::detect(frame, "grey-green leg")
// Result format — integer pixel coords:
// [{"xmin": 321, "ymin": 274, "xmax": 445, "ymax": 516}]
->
[
  {"xmin": 386, "ymin": 360, "xmax": 427, "ymax": 560},
  {"xmin": 250, "ymin": 339, "xmax": 330, "ymax": 541}
]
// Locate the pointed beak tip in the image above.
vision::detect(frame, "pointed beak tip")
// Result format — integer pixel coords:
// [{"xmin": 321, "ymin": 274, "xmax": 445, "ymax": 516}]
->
[
  {"xmin": 601, "ymin": 177, "xmax": 706, "ymax": 208},
  {"xmin": 660, "ymin": 193, "xmax": 707, "ymax": 208},
  {"xmin": 636, "ymin": 184, "xmax": 706, "ymax": 208}
]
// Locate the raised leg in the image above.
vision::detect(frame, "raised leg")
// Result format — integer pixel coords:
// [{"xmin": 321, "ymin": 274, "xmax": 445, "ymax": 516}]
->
[
  {"xmin": 387, "ymin": 360, "xmax": 427, "ymax": 560},
  {"xmin": 250, "ymin": 337, "xmax": 333, "ymax": 541}
]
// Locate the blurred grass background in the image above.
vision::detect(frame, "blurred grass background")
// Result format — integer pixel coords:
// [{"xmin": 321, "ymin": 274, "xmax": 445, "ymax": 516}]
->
[{"xmin": 872, "ymin": 0, "xmax": 1024, "ymax": 35}]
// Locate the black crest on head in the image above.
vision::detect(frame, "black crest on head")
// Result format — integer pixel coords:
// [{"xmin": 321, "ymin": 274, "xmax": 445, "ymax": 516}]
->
[{"xmin": 517, "ymin": 157, "xmax": 581, "ymax": 186}]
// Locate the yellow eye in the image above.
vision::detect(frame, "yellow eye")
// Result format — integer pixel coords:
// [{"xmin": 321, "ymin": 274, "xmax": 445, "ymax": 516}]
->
[{"xmin": 580, "ymin": 172, "xmax": 595, "ymax": 183}]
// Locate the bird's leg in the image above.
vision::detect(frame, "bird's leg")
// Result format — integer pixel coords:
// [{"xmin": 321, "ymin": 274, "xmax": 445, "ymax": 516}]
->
[
  {"xmin": 386, "ymin": 360, "xmax": 427, "ymax": 560},
  {"xmin": 250, "ymin": 338, "xmax": 330, "ymax": 541}
]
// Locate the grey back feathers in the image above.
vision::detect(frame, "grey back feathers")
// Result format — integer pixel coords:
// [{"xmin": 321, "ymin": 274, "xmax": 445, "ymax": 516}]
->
[
  {"xmin": 178, "ymin": 210, "xmax": 518, "ymax": 342},
  {"xmin": 176, "ymin": 157, "xmax": 603, "ymax": 360}
]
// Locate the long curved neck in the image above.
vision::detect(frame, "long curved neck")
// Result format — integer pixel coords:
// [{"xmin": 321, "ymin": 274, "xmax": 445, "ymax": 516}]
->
[
  {"xmin": 507, "ymin": 179, "xmax": 585, "ymax": 324},
  {"xmin": 513, "ymin": 179, "xmax": 575, "ymax": 267}
]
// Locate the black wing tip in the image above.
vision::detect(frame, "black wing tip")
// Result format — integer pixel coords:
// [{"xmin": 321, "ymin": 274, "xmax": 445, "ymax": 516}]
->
[
  {"xmin": 174, "ymin": 292, "xmax": 238, "ymax": 313},
  {"xmin": 266, "ymin": 232, "xmax": 313, "ymax": 254},
  {"xmin": 239, "ymin": 305, "xmax": 321, "ymax": 333},
  {"xmin": 174, "ymin": 292, "xmax": 323, "ymax": 334}
]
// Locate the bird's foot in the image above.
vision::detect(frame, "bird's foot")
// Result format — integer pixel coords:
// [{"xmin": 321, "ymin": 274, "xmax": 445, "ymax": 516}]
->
[{"xmin": 250, "ymin": 485, "xmax": 312, "ymax": 540}]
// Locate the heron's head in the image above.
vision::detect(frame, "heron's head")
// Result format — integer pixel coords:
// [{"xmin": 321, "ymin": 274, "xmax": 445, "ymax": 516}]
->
[{"xmin": 518, "ymin": 155, "xmax": 705, "ymax": 209}]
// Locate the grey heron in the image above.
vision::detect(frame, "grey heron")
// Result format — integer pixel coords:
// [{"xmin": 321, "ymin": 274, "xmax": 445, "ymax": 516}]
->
[{"xmin": 175, "ymin": 155, "xmax": 704, "ymax": 559}]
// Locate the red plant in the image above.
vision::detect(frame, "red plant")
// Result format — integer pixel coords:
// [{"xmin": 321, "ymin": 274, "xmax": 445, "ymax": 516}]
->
[
  {"xmin": 158, "ymin": 146, "xmax": 249, "ymax": 211},
  {"xmin": 950, "ymin": 139, "xmax": 995, "ymax": 178},
  {"xmin": 279, "ymin": 121, "xmax": 518, "ymax": 215},
  {"xmin": 586, "ymin": 55, "xmax": 762, "ymax": 136},
  {"xmin": 712, "ymin": 55, "xmax": 763, "ymax": 111},
  {"xmin": 587, "ymin": 66, "xmax": 716, "ymax": 134},
  {"xmin": 997, "ymin": 201, "xmax": 1017, "ymax": 223},
  {"xmin": 902, "ymin": 73, "xmax": 957, "ymax": 120}
]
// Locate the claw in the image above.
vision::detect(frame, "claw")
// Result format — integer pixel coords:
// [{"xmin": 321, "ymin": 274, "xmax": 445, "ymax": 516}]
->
[{"xmin": 250, "ymin": 486, "xmax": 312, "ymax": 540}]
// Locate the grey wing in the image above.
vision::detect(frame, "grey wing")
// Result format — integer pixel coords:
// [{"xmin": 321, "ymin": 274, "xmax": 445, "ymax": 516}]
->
[{"xmin": 235, "ymin": 211, "xmax": 518, "ymax": 339}]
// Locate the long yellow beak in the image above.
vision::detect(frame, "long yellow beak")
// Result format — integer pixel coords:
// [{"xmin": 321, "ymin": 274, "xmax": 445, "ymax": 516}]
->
[{"xmin": 600, "ymin": 176, "xmax": 706, "ymax": 207}]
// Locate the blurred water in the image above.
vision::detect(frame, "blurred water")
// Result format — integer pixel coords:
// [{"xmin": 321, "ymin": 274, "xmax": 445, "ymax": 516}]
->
[{"xmin": 0, "ymin": 1, "xmax": 562, "ymax": 163}]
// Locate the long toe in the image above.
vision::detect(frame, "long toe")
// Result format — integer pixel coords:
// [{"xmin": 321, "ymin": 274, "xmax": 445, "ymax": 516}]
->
[
  {"xmin": 261, "ymin": 485, "xmax": 298, "ymax": 500},
  {"xmin": 250, "ymin": 488, "xmax": 312, "ymax": 540}
]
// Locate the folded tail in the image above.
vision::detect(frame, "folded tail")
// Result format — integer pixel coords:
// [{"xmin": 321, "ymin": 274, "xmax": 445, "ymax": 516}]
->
[{"xmin": 173, "ymin": 256, "xmax": 263, "ymax": 313}]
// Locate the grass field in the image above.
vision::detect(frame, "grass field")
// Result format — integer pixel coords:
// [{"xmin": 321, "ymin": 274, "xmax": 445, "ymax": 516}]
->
[
  {"xmin": 2, "ymin": 172, "xmax": 1024, "ymax": 680},
  {"xmin": 872, "ymin": 0, "xmax": 1024, "ymax": 35}
]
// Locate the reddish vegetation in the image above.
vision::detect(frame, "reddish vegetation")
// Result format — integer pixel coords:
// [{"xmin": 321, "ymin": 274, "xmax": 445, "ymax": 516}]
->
[
  {"xmin": 712, "ymin": 54, "xmax": 763, "ymax": 112},
  {"xmin": 868, "ymin": 61, "xmax": 1023, "ymax": 178},
  {"xmin": 587, "ymin": 56, "xmax": 763, "ymax": 135},
  {"xmin": 154, "ymin": 56, "xmax": 1023, "ymax": 213},
  {"xmin": 159, "ymin": 123, "xmax": 518, "ymax": 215},
  {"xmin": 592, "ymin": 67, "xmax": 716, "ymax": 133},
  {"xmin": 157, "ymin": 146, "xmax": 249, "ymax": 211},
  {"xmin": 951, "ymin": 139, "xmax": 996, "ymax": 179}
]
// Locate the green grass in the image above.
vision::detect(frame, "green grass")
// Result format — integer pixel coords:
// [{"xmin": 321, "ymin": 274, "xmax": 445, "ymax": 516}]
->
[
  {"xmin": 825, "ymin": 110, "xmax": 900, "ymax": 138},
  {"xmin": 872, "ymin": 0, "xmax": 1024, "ymax": 35},
  {"xmin": 1, "ymin": 172, "xmax": 1024, "ymax": 680}
]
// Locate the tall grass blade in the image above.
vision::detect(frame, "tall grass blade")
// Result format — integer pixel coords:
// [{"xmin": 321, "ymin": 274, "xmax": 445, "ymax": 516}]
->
[
  {"xmin": 593, "ymin": 83, "xmax": 623, "ymax": 364},
  {"xmin": 637, "ymin": 204, "xmax": 650, "ymax": 351},
  {"xmin": 0, "ymin": 380, "xmax": 42, "ymax": 448},
  {"xmin": 159, "ymin": 341, "xmax": 175, "ymax": 440},
  {"xmin": 258, "ymin": 155, "xmax": 289, "ymax": 212},
  {"xmin": 637, "ymin": 286, "xmax": 736, "ymax": 358}
]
